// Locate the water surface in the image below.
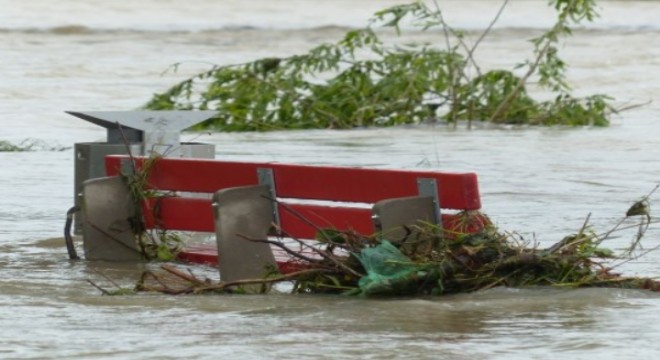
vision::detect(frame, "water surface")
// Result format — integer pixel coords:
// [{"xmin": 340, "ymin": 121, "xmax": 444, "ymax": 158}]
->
[{"xmin": 1, "ymin": 1, "xmax": 660, "ymax": 359}]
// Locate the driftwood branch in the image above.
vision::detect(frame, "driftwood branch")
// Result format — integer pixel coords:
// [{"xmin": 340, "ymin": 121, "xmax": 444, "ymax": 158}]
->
[
  {"xmin": 139, "ymin": 266, "xmax": 328, "ymax": 294},
  {"xmin": 195, "ymin": 268, "xmax": 328, "ymax": 292},
  {"xmin": 86, "ymin": 279, "xmax": 111, "ymax": 296},
  {"xmin": 161, "ymin": 264, "xmax": 207, "ymax": 286},
  {"xmin": 262, "ymin": 196, "xmax": 364, "ymax": 278},
  {"xmin": 275, "ymin": 225, "xmax": 363, "ymax": 278},
  {"xmin": 237, "ymin": 234, "xmax": 321, "ymax": 264}
]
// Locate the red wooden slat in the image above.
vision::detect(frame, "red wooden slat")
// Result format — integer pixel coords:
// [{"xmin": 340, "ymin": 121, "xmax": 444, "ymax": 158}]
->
[
  {"xmin": 177, "ymin": 243, "xmax": 218, "ymax": 266},
  {"xmin": 105, "ymin": 156, "xmax": 481, "ymax": 210},
  {"xmin": 143, "ymin": 197, "xmax": 214, "ymax": 232},
  {"xmin": 139, "ymin": 197, "xmax": 375, "ymax": 238},
  {"xmin": 106, "ymin": 156, "xmax": 260, "ymax": 193},
  {"xmin": 280, "ymin": 204, "xmax": 374, "ymax": 239},
  {"xmin": 272, "ymin": 163, "xmax": 481, "ymax": 210},
  {"xmin": 176, "ymin": 243, "xmax": 311, "ymax": 273}
]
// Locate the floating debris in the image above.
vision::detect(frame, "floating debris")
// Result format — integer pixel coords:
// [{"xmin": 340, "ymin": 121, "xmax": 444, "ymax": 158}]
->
[{"xmin": 126, "ymin": 200, "xmax": 660, "ymax": 297}]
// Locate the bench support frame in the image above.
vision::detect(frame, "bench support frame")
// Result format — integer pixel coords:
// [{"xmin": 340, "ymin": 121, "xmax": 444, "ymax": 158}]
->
[{"xmin": 80, "ymin": 155, "xmax": 483, "ymax": 279}]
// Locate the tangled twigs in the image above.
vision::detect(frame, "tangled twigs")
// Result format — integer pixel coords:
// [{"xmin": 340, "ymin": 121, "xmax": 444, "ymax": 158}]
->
[
  {"xmin": 547, "ymin": 213, "xmax": 592, "ymax": 254},
  {"xmin": 275, "ymin": 226, "xmax": 364, "ymax": 278},
  {"xmin": 161, "ymin": 264, "xmax": 207, "ymax": 286},
  {"xmin": 87, "ymin": 279, "xmax": 111, "ymax": 296},
  {"xmin": 101, "ymin": 187, "xmax": 660, "ymax": 298},
  {"xmin": 263, "ymin": 197, "xmax": 366, "ymax": 278},
  {"xmin": 136, "ymin": 264, "xmax": 329, "ymax": 295},
  {"xmin": 87, "ymin": 269, "xmax": 137, "ymax": 296},
  {"xmin": 624, "ymin": 185, "xmax": 657, "ymax": 254},
  {"xmin": 238, "ymin": 234, "xmax": 321, "ymax": 264},
  {"xmin": 193, "ymin": 268, "xmax": 329, "ymax": 293},
  {"xmin": 137, "ymin": 269, "xmax": 187, "ymax": 294}
]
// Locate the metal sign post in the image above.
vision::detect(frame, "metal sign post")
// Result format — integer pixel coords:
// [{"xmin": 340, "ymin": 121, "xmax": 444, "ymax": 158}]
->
[{"xmin": 68, "ymin": 110, "xmax": 218, "ymax": 234}]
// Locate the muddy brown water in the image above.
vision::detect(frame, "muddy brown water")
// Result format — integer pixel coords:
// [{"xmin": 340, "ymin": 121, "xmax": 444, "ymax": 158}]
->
[{"xmin": 1, "ymin": 1, "xmax": 660, "ymax": 358}]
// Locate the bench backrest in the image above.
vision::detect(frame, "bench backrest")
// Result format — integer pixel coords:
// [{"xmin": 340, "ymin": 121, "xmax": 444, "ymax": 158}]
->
[{"xmin": 105, "ymin": 155, "xmax": 481, "ymax": 239}]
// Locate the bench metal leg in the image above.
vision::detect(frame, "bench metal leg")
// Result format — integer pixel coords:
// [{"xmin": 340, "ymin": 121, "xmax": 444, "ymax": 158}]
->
[
  {"xmin": 81, "ymin": 176, "xmax": 142, "ymax": 261},
  {"xmin": 416, "ymin": 177, "xmax": 442, "ymax": 226},
  {"xmin": 213, "ymin": 185, "xmax": 277, "ymax": 285},
  {"xmin": 372, "ymin": 176, "xmax": 443, "ymax": 244},
  {"xmin": 372, "ymin": 196, "xmax": 438, "ymax": 241}
]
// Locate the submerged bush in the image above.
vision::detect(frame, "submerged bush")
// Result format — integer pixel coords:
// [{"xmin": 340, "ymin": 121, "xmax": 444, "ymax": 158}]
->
[
  {"xmin": 0, "ymin": 140, "xmax": 28, "ymax": 152},
  {"xmin": 145, "ymin": 0, "xmax": 616, "ymax": 130},
  {"xmin": 0, "ymin": 139, "xmax": 67, "ymax": 152}
]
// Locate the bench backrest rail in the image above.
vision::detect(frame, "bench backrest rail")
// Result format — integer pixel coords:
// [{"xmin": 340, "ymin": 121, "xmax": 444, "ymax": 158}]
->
[
  {"xmin": 106, "ymin": 156, "xmax": 481, "ymax": 208},
  {"xmin": 105, "ymin": 155, "xmax": 482, "ymax": 239},
  {"xmin": 90, "ymin": 155, "xmax": 484, "ymax": 280}
]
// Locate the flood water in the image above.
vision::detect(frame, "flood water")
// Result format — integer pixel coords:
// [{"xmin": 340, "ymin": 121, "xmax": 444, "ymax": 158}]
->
[{"xmin": 2, "ymin": 0, "xmax": 660, "ymax": 359}]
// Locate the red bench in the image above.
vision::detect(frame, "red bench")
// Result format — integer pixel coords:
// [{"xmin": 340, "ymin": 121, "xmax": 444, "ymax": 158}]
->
[{"xmin": 99, "ymin": 155, "xmax": 485, "ymax": 279}]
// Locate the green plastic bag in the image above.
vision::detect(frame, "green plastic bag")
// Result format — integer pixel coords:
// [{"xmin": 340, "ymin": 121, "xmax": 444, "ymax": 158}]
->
[{"xmin": 354, "ymin": 240, "xmax": 427, "ymax": 296}]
